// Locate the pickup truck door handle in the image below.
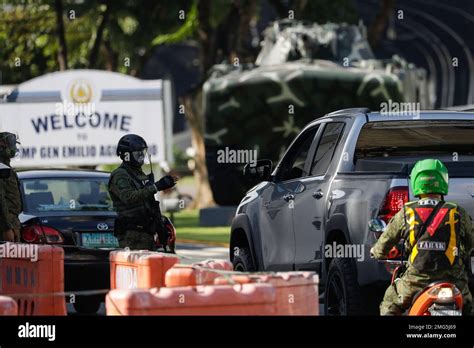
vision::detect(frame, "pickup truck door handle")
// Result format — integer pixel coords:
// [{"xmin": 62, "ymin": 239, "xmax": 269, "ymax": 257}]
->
[
  {"xmin": 283, "ymin": 193, "xmax": 295, "ymax": 202},
  {"xmin": 313, "ymin": 190, "xmax": 324, "ymax": 199}
]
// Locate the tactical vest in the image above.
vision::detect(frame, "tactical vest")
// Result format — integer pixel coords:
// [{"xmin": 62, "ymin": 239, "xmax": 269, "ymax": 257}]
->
[
  {"xmin": 4, "ymin": 170, "xmax": 22, "ymax": 214},
  {"xmin": 109, "ymin": 164, "xmax": 155, "ymax": 219},
  {"xmin": 403, "ymin": 200, "xmax": 461, "ymax": 272}
]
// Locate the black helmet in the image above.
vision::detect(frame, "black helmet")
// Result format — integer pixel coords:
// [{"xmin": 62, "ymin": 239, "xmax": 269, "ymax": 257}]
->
[
  {"xmin": 0, "ymin": 132, "xmax": 20, "ymax": 159},
  {"xmin": 116, "ymin": 134, "xmax": 148, "ymax": 167}
]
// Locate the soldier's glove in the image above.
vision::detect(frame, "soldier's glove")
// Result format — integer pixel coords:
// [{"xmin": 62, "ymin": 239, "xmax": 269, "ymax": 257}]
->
[
  {"xmin": 147, "ymin": 173, "xmax": 155, "ymax": 183},
  {"xmin": 155, "ymin": 175, "xmax": 176, "ymax": 191},
  {"xmin": 145, "ymin": 180, "xmax": 158, "ymax": 193}
]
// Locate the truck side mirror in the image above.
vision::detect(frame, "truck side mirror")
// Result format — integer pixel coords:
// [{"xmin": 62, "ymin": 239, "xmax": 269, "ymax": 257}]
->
[
  {"xmin": 368, "ymin": 218, "xmax": 386, "ymax": 233},
  {"xmin": 243, "ymin": 159, "xmax": 272, "ymax": 181}
]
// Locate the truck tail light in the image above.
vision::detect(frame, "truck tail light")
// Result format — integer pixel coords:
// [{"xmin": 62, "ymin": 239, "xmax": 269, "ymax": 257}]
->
[
  {"xmin": 21, "ymin": 224, "xmax": 64, "ymax": 244},
  {"xmin": 378, "ymin": 186, "xmax": 409, "ymax": 223}
]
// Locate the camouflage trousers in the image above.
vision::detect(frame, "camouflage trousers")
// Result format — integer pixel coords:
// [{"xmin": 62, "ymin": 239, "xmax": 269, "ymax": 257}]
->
[
  {"xmin": 380, "ymin": 267, "xmax": 472, "ymax": 315},
  {"xmin": 117, "ymin": 230, "xmax": 155, "ymax": 250}
]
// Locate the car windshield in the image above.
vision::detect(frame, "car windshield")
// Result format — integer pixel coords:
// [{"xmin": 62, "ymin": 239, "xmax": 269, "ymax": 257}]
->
[{"xmin": 21, "ymin": 177, "xmax": 113, "ymax": 213}]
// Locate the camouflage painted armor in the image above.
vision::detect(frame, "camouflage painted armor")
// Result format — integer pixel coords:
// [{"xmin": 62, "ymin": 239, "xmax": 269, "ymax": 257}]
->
[
  {"xmin": 108, "ymin": 162, "xmax": 162, "ymax": 250},
  {"xmin": 372, "ymin": 198, "xmax": 473, "ymax": 315}
]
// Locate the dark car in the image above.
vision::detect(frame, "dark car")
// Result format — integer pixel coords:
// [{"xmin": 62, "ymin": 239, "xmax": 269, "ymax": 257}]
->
[
  {"xmin": 230, "ymin": 109, "xmax": 474, "ymax": 315},
  {"xmin": 17, "ymin": 169, "xmax": 117, "ymax": 314}
]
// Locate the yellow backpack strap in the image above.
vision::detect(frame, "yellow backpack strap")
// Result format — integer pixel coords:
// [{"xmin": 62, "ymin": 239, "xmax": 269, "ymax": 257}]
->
[{"xmin": 444, "ymin": 202, "xmax": 459, "ymax": 265}]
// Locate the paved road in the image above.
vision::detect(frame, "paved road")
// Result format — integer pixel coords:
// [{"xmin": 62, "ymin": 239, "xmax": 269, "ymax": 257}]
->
[{"xmin": 175, "ymin": 242, "xmax": 229, "ymax": 264}]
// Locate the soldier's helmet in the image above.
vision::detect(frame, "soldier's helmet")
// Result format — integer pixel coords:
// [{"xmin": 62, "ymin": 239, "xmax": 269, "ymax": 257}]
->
[
  {"xmin": 116, "ymin": 134, "xmax": 148, "ymax": 167},
  {"xmin": 0, "ymin": 132, "xmax": 20, "ymax": 159},
  {"xmin": 410, "ymin": 159, "xmax": 449, "ymax": 197}
]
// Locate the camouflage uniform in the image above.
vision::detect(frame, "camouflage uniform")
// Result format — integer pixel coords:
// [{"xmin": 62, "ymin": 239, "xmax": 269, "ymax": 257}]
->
[
  {"xmin": 0, "ymin": 135, "xmax": 22, "ymax": 242},
  {"xmin": 372, "ymin": 199, "xmax": 473, "ymax": 315},
  {"xmin": 108, "ymin": 163, "xmax": 162, "ymax": 250}
]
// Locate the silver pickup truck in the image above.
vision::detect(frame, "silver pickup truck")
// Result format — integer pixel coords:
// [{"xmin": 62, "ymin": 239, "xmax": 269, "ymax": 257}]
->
[{"xmin": 230, "ymin": 108, "xmax": 474, "ymax": 315}]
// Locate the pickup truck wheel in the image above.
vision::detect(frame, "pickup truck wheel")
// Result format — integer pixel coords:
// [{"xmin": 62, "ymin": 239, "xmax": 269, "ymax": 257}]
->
[
  {"xmin": 232, "ymin": 247, "xmax": 255, "ymax": 272},
  {"xmin": 324, "ymin": 258, "xmax": 362, "ymax": 316}
]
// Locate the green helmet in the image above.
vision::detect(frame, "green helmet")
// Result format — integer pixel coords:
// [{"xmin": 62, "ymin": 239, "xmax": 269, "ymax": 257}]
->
[{"xmin": 410, "ymin": 159, "xmax": 449, "ymax": 196}]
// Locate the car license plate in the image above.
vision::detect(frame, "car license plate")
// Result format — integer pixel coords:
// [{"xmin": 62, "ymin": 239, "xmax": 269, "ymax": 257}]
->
[{"xmin": 81, "ymin": 232, "xmax": 119, "ymax": 249}]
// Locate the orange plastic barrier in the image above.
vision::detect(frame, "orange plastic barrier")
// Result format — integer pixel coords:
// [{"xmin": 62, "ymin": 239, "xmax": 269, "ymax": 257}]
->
[
  {"xmin": 192, "ymin": 259, "xmax": 233, "ymax": 270},
  {"xmin": 165, "ymin": 259, "xmax": 233, "ymax": 287},
  {"xmin": 110, "ymin": 250, "xmax": 179, "ymax": 290},
  {"xmin": 214, "ymin": 272, "xmax": 319, "ymax": 315},
  {"xmin": 0, "ymin": 296, "xmax": 18, "ymax": 315},
  {"xmin": 0, "ymin": 243, "xmax": 66, "ymax": 316},
  {"xmin": 106, "ymin": 283, "xmax": 276, "ymax": 315}
]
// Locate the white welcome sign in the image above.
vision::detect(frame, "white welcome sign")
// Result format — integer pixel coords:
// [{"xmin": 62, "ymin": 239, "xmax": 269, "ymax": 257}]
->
[{"xmin": 0, "ymin": 70, "xmax": 174, "ymax": 167}]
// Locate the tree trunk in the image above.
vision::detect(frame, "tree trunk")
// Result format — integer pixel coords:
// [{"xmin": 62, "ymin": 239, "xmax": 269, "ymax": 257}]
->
[
  {"xmin": 88, "ymin": 1, "xmax": 111, "ymax": 68},
  {"xmin": 180, "ymin": 91, "xmax": 215, "ymax": 209},
  {"xmin": 367, "ymin": 0, "xmax": 394, "ymax": 48},
  {"xmin": 236, "ymin": 0, "xmax": 258, "ymax": 60},
  {"xmin": 54, "ymin": 0, "xmax": 68, "ymax": 70},
  {"xmin": 197, "ymin": 0, "xmax": 214, "ymax": 73},
  {"xmin": 177, "ymin": 0, "xmax": 217, "ymax": 208},
  {"xmin": 103, "ymin": 39, "xmax": 118, "ymax": 71}
]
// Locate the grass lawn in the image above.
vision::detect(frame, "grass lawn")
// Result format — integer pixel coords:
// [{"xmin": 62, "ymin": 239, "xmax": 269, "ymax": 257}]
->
[
  {"xmin": 172, "ymin": 209, "xmax": 231, "ymax": 245},
  {"xmin": 176, "ymin": 175, "xmax": 195, "ymax": 185}
]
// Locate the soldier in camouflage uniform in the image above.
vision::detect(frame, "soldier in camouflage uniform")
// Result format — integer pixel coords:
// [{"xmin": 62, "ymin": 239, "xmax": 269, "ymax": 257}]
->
[
  {"xmin": 371, "ymin": 159, "xmax": 473, "ymax": 315},
  {"xmin": 0, "ymin": 132, "xmax": 22, "ymax": 242},
  {"xmin": 108, "ymin": 134, "xmax": 177, "ymax": 251}
]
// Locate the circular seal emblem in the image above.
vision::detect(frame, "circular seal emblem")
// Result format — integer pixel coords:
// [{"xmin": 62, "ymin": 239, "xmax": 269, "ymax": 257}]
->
[{"xmin": 70, "ymin": 80, "xmax": 93, "ymax": 104}]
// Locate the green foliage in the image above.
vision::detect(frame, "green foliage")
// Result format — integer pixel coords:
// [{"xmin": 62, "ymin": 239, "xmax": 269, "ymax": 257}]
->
[
  {"xmin": 0, "ymin": 0, "xmax": 358, "ymax": 84},
  {"xmin": 0, "ymin": 0, "xmax": 196, "ymax": 84},
  {"xmin": 173, "ymin": 209, "xmax": 230, "ymax": 245},
  {"xmin": 151, "ymin": 0, "xmax": 198, "ymax": 46},
  {"xmin": 0, "ymin": 0, "xmax": 58, "ymax": 84}
]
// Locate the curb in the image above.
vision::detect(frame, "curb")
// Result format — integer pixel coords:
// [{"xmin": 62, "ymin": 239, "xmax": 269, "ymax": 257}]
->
[{"xmin": 177, "ymin": 239, "xmax": 229, "ymax": 247}]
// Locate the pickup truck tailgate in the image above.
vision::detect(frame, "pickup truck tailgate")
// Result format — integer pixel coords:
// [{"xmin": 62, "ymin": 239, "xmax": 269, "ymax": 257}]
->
[{"xmin": 444, "ymin": 178, "xmax": 474, "ymax": 219}]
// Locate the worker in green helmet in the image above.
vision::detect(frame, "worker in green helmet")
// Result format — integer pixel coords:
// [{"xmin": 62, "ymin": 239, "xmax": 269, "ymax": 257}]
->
[{"xmin": 371, "ymin": 159, "xmax": 473, "ymax": 315}]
